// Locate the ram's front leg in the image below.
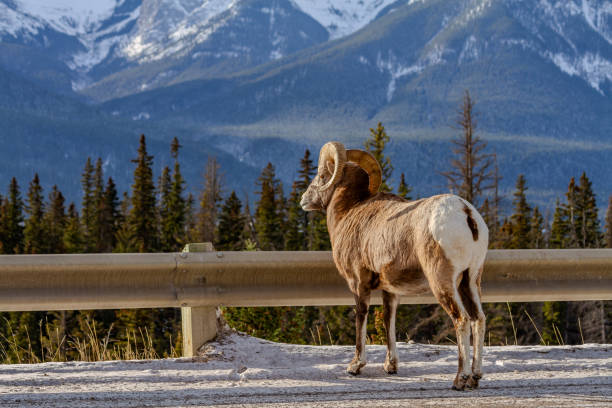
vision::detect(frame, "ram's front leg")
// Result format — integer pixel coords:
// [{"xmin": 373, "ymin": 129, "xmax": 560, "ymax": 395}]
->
[
  {"xmin": 348, "ymin": 288, "xmax": 371, "ymax": 375},
  {"xmin": 382, "ymin": 290, "xmax": 399, "ymax": 374}
]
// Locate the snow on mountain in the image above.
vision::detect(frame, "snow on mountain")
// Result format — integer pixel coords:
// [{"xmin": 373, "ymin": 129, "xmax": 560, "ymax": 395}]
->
[
  {"xmin": 292, "ymin": 0, "xmax": 397, "ymax": 39},
  {"xmin": 14, "ymin": 0, "xmax": 118, "ymax": 36},
  {"xmin": 1, "ymin": 0, "xmax": 611, "ymax": 97},
  {"xmin": 506, "ymin": 0, "xmax": 612, "ymax": 95},
  {"xmin": 121, "ymin": 0, "xmax": 236, "ymax": 63}
]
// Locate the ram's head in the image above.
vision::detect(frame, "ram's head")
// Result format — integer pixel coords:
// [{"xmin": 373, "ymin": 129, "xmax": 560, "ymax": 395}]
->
[{"xmin": 300, "ymin": 141, "xmax": 382, "ymax": 212}]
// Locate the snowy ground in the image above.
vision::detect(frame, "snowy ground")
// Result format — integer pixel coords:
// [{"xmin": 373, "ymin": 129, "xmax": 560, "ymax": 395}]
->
[{"xmin": 0, "ymin": 331, "xmax": 610, "ymax": 407}]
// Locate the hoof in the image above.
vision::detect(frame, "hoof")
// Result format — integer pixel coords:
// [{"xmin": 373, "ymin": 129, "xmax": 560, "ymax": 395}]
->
[
  {"xmin": 347, "ymin": 360, "xmax": 366, "ymax": 375},
  {"xmin": 383, "ymin": 359, "xmax": 398, "ymax": 375},
  {"xmin": 467, "ymin": 374, "xmax": 481, "ymax": 389},
  {"xmin": 452, "ymin": 374, "xmax": 471, "ymax": 391}
]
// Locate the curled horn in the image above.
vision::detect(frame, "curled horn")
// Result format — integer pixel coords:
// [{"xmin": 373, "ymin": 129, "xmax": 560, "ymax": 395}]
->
[
  {"xmin": 347, "ymin": 150, "xmax": 382, "ymax": 194},
  {"xmin": 318, "ymin": 142, "xmax": 347, "ymax": 190}
]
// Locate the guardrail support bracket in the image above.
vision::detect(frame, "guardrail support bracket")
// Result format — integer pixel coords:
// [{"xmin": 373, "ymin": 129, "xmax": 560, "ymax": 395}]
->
[{"xmin": 181, "ymin": 242, "xmax": 218, "ymax": 357}]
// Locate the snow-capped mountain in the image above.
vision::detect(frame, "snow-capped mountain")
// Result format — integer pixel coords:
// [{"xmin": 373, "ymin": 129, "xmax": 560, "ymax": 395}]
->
[
  {"xmin": 0, "ymin": 0, "xmax": 400, "ymax": 93},
  {"xmin": 1, "ymin": 0, "xmax": 612, "ymax": 206}
]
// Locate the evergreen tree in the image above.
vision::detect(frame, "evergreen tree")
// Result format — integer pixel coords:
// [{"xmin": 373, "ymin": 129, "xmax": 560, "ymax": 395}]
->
[
  {"xmin": 489, "ymin": 155, "xmax": 502, "ymax": 243},
  {"xmin": 0, "ymin": 178, "xmax": 24, "ymax": 254},
  {"xmin": 254, "ymin": 163, "xmax": 284, "ymax": 250},
  {"xmin": 80, "ymin": 158, "xmax": 95, "ymax": 251},
  {"xmin": 284, "ymin": 182, "xmax": 304, "ymax": 250},
  {"xmin": 542, "ymin": 301, "xmax": 567, "ymax": 345},
  {"xmin": 196, "ymin": 156, "xmax": 222, "ymax": 243},
  {"xmin": 297, "ymin": 150, "xmax": 316, "ymax": 191},
  {"xmin": 63, "ymin": 203, "xmax": 84, "ymax": 253},
  {"xmin": 128, "ymin": 135, "xmax": 158, "ymax": 252},
  {"xmin": 0, "ymin": 194, "xmax": 4, "ymax": 253},
  {"xmin": 441, "ymin": 90, "xmax": 494, "ymax": 206},
  {"xmin": 24, "ymin": 174, "xmax": 46, "ymax": 254},
  {"xmin": 98, "ymin": 177, "xmax": 120, "ymax": 252},
  {"xmin": 44, "ymin": 185, "xmax": 66, "ymax": 253},
  {"xmin": 216, "ymin": 191, "xmax": 245, "ymax": 250},
  {"xmin": 158, "ymin": 165, "xmax": 172, "ymax": 250},
  {"xmin": 529, "ymin": 206, "xmax": 544, "ymax": 249},
  {"xmin": 575, "ymin": 172, "xmax": 600, "ymax": 248},
  {"xmin": 184, "ymin": 192, "xmax": 197, "ymax": 243},
  {"xmin": 563, "ymin": 177, "xmax": 579, "ymax": 248},
  {"xmin": 509, "ymin": 174, "xmax": 531, "ymax": 249},
  {"xmin": 114, "ymin": 192, "xmax": 135, "ymax": 253},
  {"xmin": 364, "ymin": 122, "xmax": 393, "ymax": 192},
  {"xmin": 295, "ymin": 149, "xmax": 329, "ymax": 250},
  {"xmin": 166, "ymin": 137, "xmax": 186, "ymax": 250},
  {"xmin": 549, "ymin": 199, "xmax": 567, "ymax": 249},
  {"xmin": 310, "ymin": 215, "xmax": 331, "ymax": 250},
  {"xmin": 397, "ymin": 173, "xmax": 412, "ymax": 200},
  {"xmin": 242, "ymin": 196, "xmax": 258, "ymax": 248},
  {"xmin": 91, "ymin": 158, "xmax": 105, "ymax": 251},
  {"xmin": 605, "ymin": 195, "xmax": 612, "ymax": 248}
]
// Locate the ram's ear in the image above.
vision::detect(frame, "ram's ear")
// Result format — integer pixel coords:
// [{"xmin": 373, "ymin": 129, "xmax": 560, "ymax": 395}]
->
[{"xmin": 325, "ymin": 160, "xmax": 335, "ymax": 176}]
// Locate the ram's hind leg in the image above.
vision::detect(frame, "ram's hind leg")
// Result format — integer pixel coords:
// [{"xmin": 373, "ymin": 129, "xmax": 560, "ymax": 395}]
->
[
  {"xmin": 460, "ymin": 266, "xmax": 486, "ymax": 389},
  {"xmin": 348, "ymin": 287, "xmax": 371, "ymax": 375},
  {"xmin": 382, "ymin": 290, "xmax": 399, "ymax": 374},
  {"xmin": 427, "ymin": 266, "xmax": 472, "ymax": 391}
]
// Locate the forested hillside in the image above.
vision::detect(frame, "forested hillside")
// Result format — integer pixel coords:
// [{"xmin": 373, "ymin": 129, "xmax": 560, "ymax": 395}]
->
[{"xmin": 1, "ymin": 95, "xmax": 610, "ymax": 363}]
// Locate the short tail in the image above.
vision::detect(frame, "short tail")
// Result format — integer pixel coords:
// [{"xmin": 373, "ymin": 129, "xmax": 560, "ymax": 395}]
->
[{"xmin": 463, "ymin": 206, "xmax": 479, "ymax": 241}]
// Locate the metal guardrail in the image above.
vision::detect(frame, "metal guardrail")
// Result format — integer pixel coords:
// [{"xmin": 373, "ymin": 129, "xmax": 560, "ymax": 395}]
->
[
  {"xmin": 0, "ymin": 249, "xmax": 611, "ymax": 311},
  {"xmin": 0, "ymin": 248, "xmax": 611, "ymax": 355}
]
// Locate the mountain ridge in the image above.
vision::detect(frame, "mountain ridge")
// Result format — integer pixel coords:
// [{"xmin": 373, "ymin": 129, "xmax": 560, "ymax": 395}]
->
[{"xmin": 0, "ymin": 0, "xmax": 611, "ymax": 210}]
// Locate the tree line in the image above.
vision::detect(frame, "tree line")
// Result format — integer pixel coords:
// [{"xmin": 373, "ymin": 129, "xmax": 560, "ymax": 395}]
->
[{"xmin": 1, "ymin": 93, "xmax": 610, "ymax": 363}]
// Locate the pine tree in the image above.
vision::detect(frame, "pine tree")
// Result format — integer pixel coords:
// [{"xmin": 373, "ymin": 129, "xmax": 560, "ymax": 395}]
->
[
  {"xmin": 44, "ymin": 185, "xmax": 66, "ymax": 253},
  {"xmin": 284, "ymin": 182, "xmax": 304, "ymax": 250},
  {"xmin": 509, "ymin": 174, "xmax": 531, "ymax": 249},
  {"xmin": 575, "ymin": 172, "xmax": 600, "ymax": 248},
  {"xmin": 98, "ymin": 177, "xmax": 120, "ymax": 252},
  {"xmin": 63, "ymin": 203, "xmax": 84, "ymax": 253},
  {"xmin": 297, "ymin": 150, "xmax": 315, "ymax": 191},
  {"xmin": 128, "ymin": 135, "xmax": 158, "ymax": 252},
  {"xmin": 184, "ymin": 192, "xmax": 197, "ymax": 243},
  {"xmin": 166, "ymin": 137, "xmax": 186, "ymax": 250},
  {"xmin": 158, "ymin": 165, "xmax": 172, "ymax": 250},
  {"xmin": 397, "ymin": 173, "xmax": 412, "ymax": 200},
  {"xmin": 295, "ymin": 149, "xmax": 329, "ymax": 250},
  {"xmin": 80, "ymin": 158, "xmax": 95, "ymax": 252},
  {"xmin": 564, "ymin": 177, "xmax": 579, "ymax": 248},
  {"xmin": 549, "ymin": 199, "xmax": 567, "ymax": 249},
  {"xmin": 489, "ymin": 155, "xmax": 502, "ymax": 243},
  {"xmin": 441, "ymin": 90, "xmax": 494, "ymax": 206},
  {"xmin": 254, "ymin": 163, "xmax": 284, "ymax": 250},
  {"xmin": 91, "ymin": 158, "xmax": 105, "ymax": 251},
  {"xmin": 24, "ymin": 174, "xmax": 46, "ymax": 254},
  {"xmin": 114, "ymin": 192, "xmax": 135, "ymax": 253},
  {"xmin": 196, "ymin": 156, "xmax": 222, "ymax": 243},
  {"xmin": 310, "ymin": 215, "xmax": 331, "ymax": 250},
  {"xmin": 0, "ymin": 178, "xmax": 24, "ymax": 254},
  {"xmin": 215, "ymin": 191, "xmax": 245, "ymax": 250},
  {"xmin": 242, "ymin": 196, "xmax": 258, "ymax": 248},
  {"xmin": 529, "ymin": 206, "xmax": 544, "ymax": 249},
  {"xmin": 605, "ymin": 195, "xmax": 612, "ymax": 248},
  {"xmin": 364, "ymin": 122, "xmax": 393, "ymax": 192},
  {"xmin": 0, "ymin": 194, "xmax": 4, "ymax": 253}
]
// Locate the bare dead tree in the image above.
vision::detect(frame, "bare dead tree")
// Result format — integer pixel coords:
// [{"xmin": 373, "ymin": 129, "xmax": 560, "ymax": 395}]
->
[{"xmin": 441, "ymin": 90, "xmax": 495, "ymax": 207}]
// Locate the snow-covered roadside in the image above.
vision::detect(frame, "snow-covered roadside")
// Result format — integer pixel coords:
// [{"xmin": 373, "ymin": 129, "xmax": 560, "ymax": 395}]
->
[{"xmin": 0, "ymin": 331, "xmax": 610, "ymax": 407}]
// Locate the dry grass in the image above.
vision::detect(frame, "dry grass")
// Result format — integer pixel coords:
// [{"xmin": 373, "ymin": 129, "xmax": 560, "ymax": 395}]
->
[{"xmin": 0, "ymin": 317, "xmax": 179, "ymax": 364}]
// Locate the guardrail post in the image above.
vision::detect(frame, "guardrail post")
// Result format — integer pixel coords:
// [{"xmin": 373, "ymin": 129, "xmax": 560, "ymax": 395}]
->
[{"xmin": 181, "ymin": 243, "xmax": 218, "ymax": 357}]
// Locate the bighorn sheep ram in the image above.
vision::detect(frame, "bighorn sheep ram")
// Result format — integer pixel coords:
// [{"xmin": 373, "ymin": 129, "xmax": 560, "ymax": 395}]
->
[{"xmin": 300, "ymin": 142, "xmax": 488, "ymax": 390}]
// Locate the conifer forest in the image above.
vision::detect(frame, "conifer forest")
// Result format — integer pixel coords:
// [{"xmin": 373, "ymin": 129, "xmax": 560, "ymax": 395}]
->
[{"xmin": 0, "ymin": 93, "xmax": 610, "ymax": 363}]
